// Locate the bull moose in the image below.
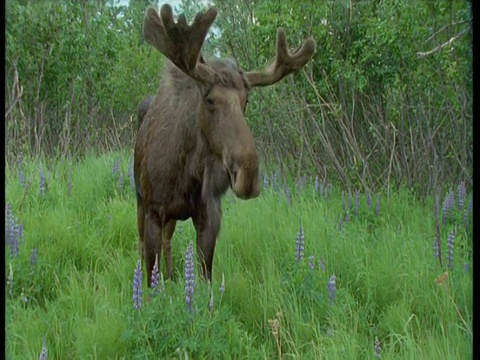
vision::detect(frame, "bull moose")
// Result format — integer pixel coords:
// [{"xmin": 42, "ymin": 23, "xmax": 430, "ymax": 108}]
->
[{"xmin": 134, "ymin": 4, "xmax": 315, "ymax": 286}]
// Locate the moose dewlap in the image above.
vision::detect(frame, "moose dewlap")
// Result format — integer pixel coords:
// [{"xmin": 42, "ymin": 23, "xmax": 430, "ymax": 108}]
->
[{"xmin": 134, "ymin": 4, "xmax": 316, "ymax": 285}]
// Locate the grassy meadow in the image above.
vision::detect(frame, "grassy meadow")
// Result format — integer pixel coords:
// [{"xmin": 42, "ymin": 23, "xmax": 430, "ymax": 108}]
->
[{"xmin": 5, "ymin": 151, "xmax": 473, "ymax": 359}]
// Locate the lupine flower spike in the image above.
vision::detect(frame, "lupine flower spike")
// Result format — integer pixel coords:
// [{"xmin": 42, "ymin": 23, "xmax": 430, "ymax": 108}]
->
[
  {"xmin": 295, "ymin": 219, "xmax": 305, "ymax": 262},
  {"xmin": 185, "ymin": 241, "xmax": 195, "ymax": 311},
  {"xmin": 39, "ymin": 335, "xmax": 48, "ymax": 360},
  {"xmin": 308, "ymin": 255, "xmax": 315, "ymax": 270},
  {"xmin": 446, "ymin": 230, "xmax": 455, "ymax": 269},
  {"xmin": 374, "ymin": 337, "xmax": 381, "ymax": 358},
  {"xmin": 457, "ymin": 181, "xmax": 466, "ymax": 210},
  {"xmin": 151, "ymin": 254, "xmax": 160, "ymax": 294},
  {"xmin": 133, "ymin": 259, "xmax": 143, "ymax": 310},
  {"xmin": 328, "ymin": 274, "xmax": 337, "ymax": 303},
  {"xmin": 219, "ymin": 273, "xmax": 225, "ymax": 296}
]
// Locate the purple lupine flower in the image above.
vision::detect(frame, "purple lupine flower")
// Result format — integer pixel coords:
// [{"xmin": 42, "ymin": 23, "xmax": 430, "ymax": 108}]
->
[
  {"xmin": 5, "ymin": 202, "xmax": 14, "ymax": 246},
  {"xmin": 10, "ymin": 221, "xmax": 20, "ymax": 258},
  {"xmin": 463, "ymin": 195, "xmax": 472, "ymax": 231},
  {"xmin": 285, "ymin": 187, "xmax": 291, "ymax": 206},
  {"xmin": 354, "ymin": 190, "xmax": 360, "ymax": 217},
  {"xmin": 39, "ymin": 165, "xmax": 45, "ymax": 196},
  {"xmin": 442, "ymin": 188, "xmax": 454, "ymax": 225},
  {"xmin": 294, "ymin": 220, "xmax": 305, "ymax": 262},
  {"xmin": 457, "ymin": 181, "xmax": 466, "ymax": 210},
  {"xmin": 341, "ymin": 191, "xmax": 346, "ymax": 212},
  {"xmin": 345, "ymin": 213, "xmax": 350, "ymax": 223},
  {"xmin": 328, "ymin": 274, "xmax": 336, "ymax": 303},
  {"xmin": 7, "ymin": 264, "xmax": 13, "ymax": 296},
  {"xmin": 376, "ymin": 195, "xmax": 380, "ymax": 217},
  {"xmin": 18, "ymin": 154, "xmax": 25, "ymax": 188},
  {"xmin": 129, "ymin": 156, "xmax": 135, "ymax": 192},
  {"xmin": 133, "ymin": 259, "xmax": 143, "ymax": 310},
  {"xmin": 112, "ymin": 159, "xmax": 120, "ymax": 176},
  {"xmin": 463, "ymin": 263, "xmax": 470, "ymax": 273},
  {"xmin": 314, "ymin": 176, "xmax": 319, "ymax": 193},
  {"xmin": 119, "ymin": 174, "xmax": 124, "ymax": 190},
  {"xmin": 446, "ymin": 230, "xmax": 455, "ymax": 269},
  {"xmin": 347, "ymin": 191, "xmax": 352, "ymax": 209},
  {"xmin": 319, "ymin": 256, "xmax": 326, "ymax": 272},
  {"xmin": 40, "ymin": 335, "xmax": 48, "ymax": 360},
  {"xmin": 308, "ymin": 255, "xmax": 315, "ymax": 270},
  {"xmin": 209, "ymin": 290, "xmax": 214, "ymax": 312},
  {"xmin": 263, "ymin": 174, "xmax": 269, "ymax": 191},
  {"xmin": 374, "ymin": 337, "xmax": 381, "ymax": 358},
  {"xmin": 433, "ymin": 234, "xmax": 440, "ymax": 261},
  {"xmin": 185, "ymin": 241, "xmax": 195, "ymax": 311},
  {"xmin": 366, "ymin": 189, "xmax": 372, "ymax": 209},
  {"xmin": 338, "ymin": 215, "xmax": 343, "ymax": 232},
  {"xmin": 30, "ymin": 248, "xmax": 39, "ymax": 268},
  {"xmin": 151, "ymin": 254, "xmax": 160, "ymax": 293},
  {"xmin": 219, "ymin": 273, "xmax": 225, "ymax": 295}
]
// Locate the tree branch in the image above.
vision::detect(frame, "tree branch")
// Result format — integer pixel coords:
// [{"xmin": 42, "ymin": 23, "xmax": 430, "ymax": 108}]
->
[{"xmin": 417, "ymin": 28, "xmax": 469, "ymax": 57}]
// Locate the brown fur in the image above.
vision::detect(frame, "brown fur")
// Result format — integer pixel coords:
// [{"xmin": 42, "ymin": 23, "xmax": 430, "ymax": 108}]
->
[{"xmin": 135, "ymin": 5, "xmax": 315, "ymax": 284}]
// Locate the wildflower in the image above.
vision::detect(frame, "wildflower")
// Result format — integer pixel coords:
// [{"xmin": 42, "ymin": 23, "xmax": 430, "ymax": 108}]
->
[
  {"xmin": 463, "ymin": 263, "xmax": 469, "ymax": 273},
  {"xmin": 133, "ymin": 259, "xmax": 143, "ymax": 310},
  {"xmin": 318, "ymin": 256, "xmax": 326, "ymax": 272},
  {"xmin": 263, "ymin": 174, "xmax": 269, "ymax": 190},
  {"xmin": 328, "ymin": 274, "xmax": 336, "ymax": 303},
  {"xmin": 463, "ymin": 195, "xmax": 472, "ymax": 231},
  {"xmin": 151, "ymin": 254, "xmax": 160, "ymax": 293},
  {"xmin": 39, "ymin": 165, "xmax": 45, "ymax": 196},
  {"xmin": 347, "ymin": 191, "xmax": 352, "ymax": 209},
  {"xmin": 119, "ymin": 174, "xmax": 124, "ymax": 190},
  {"xmin": 40, "ymin": 335, "xmax": 48, "ymax": 360},
  {"xmin": 442, "ymin": 188, "xmax": 454, "ymax": 225},
  {"xmin": 314, "ymin": 176, "xmax": 319, "ymax": 193},
  {"xmin": 112, "ymin": 159, "xmax": 120, "ymax": 176},
  {"xmin": 7, "ymin": 264, "xmax": 13, "ymax": 296},
  {"xmin": 354, "ymin": 189, "xmax": 360, "ymax": 217},
  {"xmin": 433, "ymin": 234, "xmax": 440, "ymax": 261},
  {"xmin": 374, "ymin": 337, "xmax": 381, "ymax": 358},
  {"xmin": 209, "ymin": 290, "xmax": 214, "ymax": 312},
  {"xmin": 285, "ymin": 187, "xmax": 291, "ymax": 207},
  {"xmin": 30, "ymin": 248, "xmax": 39, "ymax": 268},
  {"xmin": 366, "ymin": 189, "xmax": 372, "ymax": 209},
  {"xmin": 457, "ymin": 181, "xmax": 466, "ymax": 210},
  {"xmin": 5, "ymin": 202, "xmax": 14, "ymax": 246},
  {"xmin": 294, "ymin": 220, "xmax": 305, "ymax": 262},
  {"xmin": 271, "ymin": 171, "xmax": 277, "ymax": 190},
  {"xmin": 18, "ymin": 154, "xmax": 25, "ymax": 188},
  {"xmin": 376, "ymin": 195, "xmax": 380, "ymax": 217},
  {"xmin": 21, "ymin": 288, "xmax": 28, "ymax": 304},
  {"xmin": 185, "ymin": 241, "xmax": 195, "ymax": 311},
  {"xmin": 446, "ymin": 230, "xmax": 455, "ymax": 269},
  {"xmin": 10, "ymin": 221, "xmax": 20, "ymax": 258},
  {"xmin": 341, "ymin": 191, "xmax": 346, "ymax": 212},
  {"xmin": 345, "ymin": 213, "xmax": 349, "ymax": 223},
  {"xmin": 219, "ymin": 273, "xmax": 225, "ymax": 295},
  {"xmin": 308, "ymin": 255, "xmax": 315, "ymax": 270},
  {"xmin": 129, "ymin": 156, "xmax": 135, "ymax": 192}
]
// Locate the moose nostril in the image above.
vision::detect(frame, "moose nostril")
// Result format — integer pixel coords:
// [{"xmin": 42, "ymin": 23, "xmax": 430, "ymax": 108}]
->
[{"xmin": 232, "ymin": 170, "xmax": 237, "ymax": 184}]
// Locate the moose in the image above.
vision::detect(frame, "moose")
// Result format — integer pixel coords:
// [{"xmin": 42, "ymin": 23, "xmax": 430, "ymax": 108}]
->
[{"xmin": 134, "ymin": 4, "xmax": 315, "ymax": 286}]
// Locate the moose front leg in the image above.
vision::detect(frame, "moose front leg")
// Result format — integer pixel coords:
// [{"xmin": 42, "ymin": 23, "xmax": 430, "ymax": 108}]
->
[
  {"xmin": 143, "ymin": 210, "xmax": 162, "ymax": 287},
  {"xmin": 192, "ymin": 198, "xmax": 222, "ymax": 281},
  {"xmin": 162, "ymin": 220, "xmax": 177, "ymax": 280}
]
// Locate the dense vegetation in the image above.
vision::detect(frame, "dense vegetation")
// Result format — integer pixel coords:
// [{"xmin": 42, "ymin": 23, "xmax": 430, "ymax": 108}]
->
[
  {"xmin": 5, "ymin": 0, "xmax": 472, "ymax": 195},
  {"xmin": 5, "ymin": 151, "xmax": 472, "ymax": 358}
]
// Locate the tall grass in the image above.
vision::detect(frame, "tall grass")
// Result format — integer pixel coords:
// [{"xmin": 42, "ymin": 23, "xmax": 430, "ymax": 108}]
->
[{"xmin": 5, "ymin": 151, "xmax": 472, "ymax": 359}]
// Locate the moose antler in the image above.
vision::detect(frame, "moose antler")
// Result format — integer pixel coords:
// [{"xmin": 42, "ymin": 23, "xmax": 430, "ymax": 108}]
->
[
  {"xmin": 245, "ymin": 29, "xmax": 316, "ymax": 87},
  {"xmin": 143, "ymin": 5, "xmax": 219, "ymax": 83}
]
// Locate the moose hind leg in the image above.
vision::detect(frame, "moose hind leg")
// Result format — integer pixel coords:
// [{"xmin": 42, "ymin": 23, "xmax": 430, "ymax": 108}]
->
[
  {"xmin": 192, "ymin": 199, "xmax": 221, "ymax": 281},
  {"xmin": 137, "ymin": 203, "xmax": 145, "ymax": 258},
  {"xmin": 143, "ymin": 210, "xmax": 162, "ymax": 287},
  {"xmin": 162, "ymin": 220, "xmax": 176, "ymax": 280}
]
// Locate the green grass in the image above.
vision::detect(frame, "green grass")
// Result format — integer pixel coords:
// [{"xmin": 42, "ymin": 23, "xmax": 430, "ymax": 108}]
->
[{"xmin": 5, "ymin": 151, "xmax": 472, "ymax": 359}]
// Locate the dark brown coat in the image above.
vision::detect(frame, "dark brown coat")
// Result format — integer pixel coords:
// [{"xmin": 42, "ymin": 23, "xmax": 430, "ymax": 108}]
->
[{"xmin": 134, "ymin": 4, "xmax": 315, "ymax": 284}]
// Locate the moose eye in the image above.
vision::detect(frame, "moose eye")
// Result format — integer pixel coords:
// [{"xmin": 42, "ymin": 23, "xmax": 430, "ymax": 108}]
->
[{"xmin": 206, "ymin": 98, "xmax": 215, "ymax": 106}]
